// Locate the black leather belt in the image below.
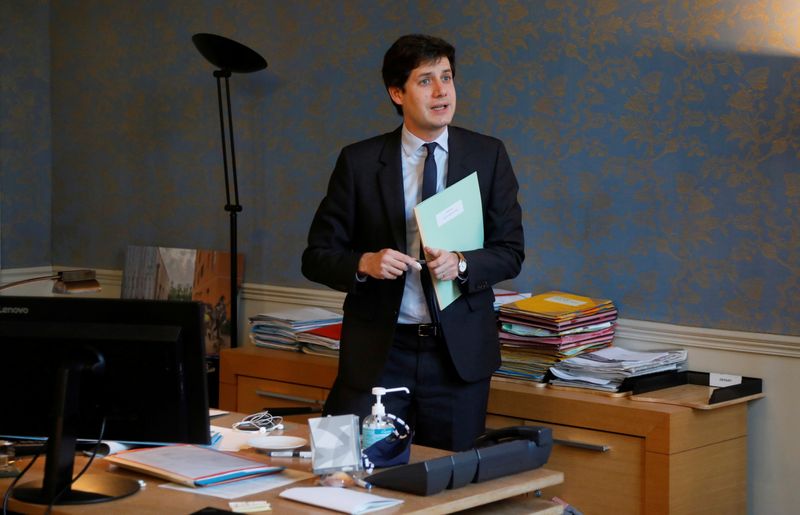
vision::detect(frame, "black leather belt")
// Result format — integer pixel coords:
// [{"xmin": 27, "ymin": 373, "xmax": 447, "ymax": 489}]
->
[{"xmin": 396, "ymin": 323, "xmax": 440, "ymax": 337}]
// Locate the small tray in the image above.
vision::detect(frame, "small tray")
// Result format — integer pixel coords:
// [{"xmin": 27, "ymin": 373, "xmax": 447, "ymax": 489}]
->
[{"xmin": 630, "ymin": 371, "xmax": 764, "ymax": 409}]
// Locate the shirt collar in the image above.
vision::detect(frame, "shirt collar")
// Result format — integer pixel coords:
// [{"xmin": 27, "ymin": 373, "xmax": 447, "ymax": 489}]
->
[{"xmin": 401, "ymin": 125, "xmax": 449, "ymax": 158}]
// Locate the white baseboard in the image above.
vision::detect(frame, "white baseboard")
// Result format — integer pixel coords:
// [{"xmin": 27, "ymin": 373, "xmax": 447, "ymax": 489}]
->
[
  {"xmin": 5, "ymin": 267, "xmax": 798, "ymax": 358},
  {"xmin": 615, "ymin": 318, "xmax": 800, "ymax": 359}
]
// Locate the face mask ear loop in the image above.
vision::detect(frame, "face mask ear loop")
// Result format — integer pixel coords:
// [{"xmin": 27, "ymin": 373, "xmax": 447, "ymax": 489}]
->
[{"xmin": 386, "ymin": 413, "xmax": 410, "ymax": 439}]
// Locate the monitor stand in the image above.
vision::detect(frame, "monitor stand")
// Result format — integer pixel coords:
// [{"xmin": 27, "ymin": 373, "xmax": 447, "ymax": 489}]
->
[{"xmin": 11, "ymin": 350, "xmax": 140, "ymax": 505}]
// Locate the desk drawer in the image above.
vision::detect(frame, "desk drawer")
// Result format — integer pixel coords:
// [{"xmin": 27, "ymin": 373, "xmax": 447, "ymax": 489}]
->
[
  {"xmin": 237, "ymin": 376, "xmax": 328, "ymax": 420},
  {"xmin": 486, "ymin": 414, "xmax": 643, "ymax": 515}
]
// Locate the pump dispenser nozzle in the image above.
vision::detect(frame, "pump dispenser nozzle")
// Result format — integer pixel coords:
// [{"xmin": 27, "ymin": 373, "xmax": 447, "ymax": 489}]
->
[{"xmin": 369, "ymin": 387, "xmax": 409, "ymax": 416}]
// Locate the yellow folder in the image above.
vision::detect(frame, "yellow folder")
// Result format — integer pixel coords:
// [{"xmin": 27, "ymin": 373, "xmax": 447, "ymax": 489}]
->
[
  {"xmin": 504, "ymin": 291, "xmax": 613, "ymax": 321},
  {"xmin": 413, "ymin": 172, "xmax": 483, "ymax": 310}
]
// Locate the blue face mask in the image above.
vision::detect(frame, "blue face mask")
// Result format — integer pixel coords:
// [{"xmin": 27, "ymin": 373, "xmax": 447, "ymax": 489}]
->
[{"xmin": 361, "ymin": 414, "xmax": 412, "ymax": 471}]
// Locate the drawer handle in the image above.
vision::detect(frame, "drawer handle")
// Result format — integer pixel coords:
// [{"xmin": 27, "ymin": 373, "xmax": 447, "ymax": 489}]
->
[
  {"xmin": 255, "ymin": 389, "xmax": 324, "ymax": 405},
  {"xmin": 553, "ymin": 438, "xmax": 610, "ymax": 452}
]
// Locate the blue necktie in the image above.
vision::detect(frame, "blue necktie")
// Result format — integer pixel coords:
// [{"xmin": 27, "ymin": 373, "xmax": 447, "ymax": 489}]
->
[
  {"xmin": 420, "ymin": 142, "xmax": 439, "ymax": 324},
  {"xmin": 421, "ymin": 142, "xmax": 438, "ymax": 201}
]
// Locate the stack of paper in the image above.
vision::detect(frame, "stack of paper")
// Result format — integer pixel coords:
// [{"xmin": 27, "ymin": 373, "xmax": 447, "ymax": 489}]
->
[
  {"xmin": 549, "ymin": 346, "xmax": 688, "ymax": 392},
  {"xmin": 249, "ymin": 306, "xmax": 342, "ymax": 355},
  {"xmin": 495, "ymin": 291, "xmax": 618, "ymax": 382},
  {"xmin": 492, "ymin": 288, "xmax": 531, "ymax": 311},
  {"xmin": 296, "ymin": 323, "xmax": 342, "ymax": 357}
]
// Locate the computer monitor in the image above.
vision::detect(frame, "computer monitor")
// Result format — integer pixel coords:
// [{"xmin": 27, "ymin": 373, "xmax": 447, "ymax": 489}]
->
[{"xmin": 0, "ymin": 296, "xmax": 210, "ymax": 506}]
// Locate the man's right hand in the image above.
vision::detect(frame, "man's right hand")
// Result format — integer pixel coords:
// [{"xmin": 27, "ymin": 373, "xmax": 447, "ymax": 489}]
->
[{"xmin": 358, "ymin": 249, "xmax": 422, "ymax": 280}]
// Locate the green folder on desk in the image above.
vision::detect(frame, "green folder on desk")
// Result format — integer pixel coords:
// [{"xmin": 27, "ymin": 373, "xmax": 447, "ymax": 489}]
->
[{"xmin": 414, "ymin": 172, "xmax": 483, "ymax": 310}]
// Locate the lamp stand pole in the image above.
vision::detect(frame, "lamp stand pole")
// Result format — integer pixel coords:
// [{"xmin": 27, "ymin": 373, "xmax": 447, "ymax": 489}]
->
[
  {"xmin": 193, "ymin": 32, "xmax": 267, "ymax": 350},
  {"xmin": 213, "ymin": 69, "xmax": 241, "ymax": 349}
]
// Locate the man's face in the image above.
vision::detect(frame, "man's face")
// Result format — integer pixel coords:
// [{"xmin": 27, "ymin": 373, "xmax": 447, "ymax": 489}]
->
[{"xmin": 389, "ymin": 57, "xmax": 456, "ymax": 141}]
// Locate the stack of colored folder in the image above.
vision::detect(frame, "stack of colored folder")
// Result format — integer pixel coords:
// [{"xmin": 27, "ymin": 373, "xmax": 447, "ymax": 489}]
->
[
  {"xmin": 495, "ymin": 291, "xmax": 618, "ymax": 381},
  {"xmin": 249, "ymin": 306, "xmax": 342, "ymax": 356},
  {"xmin": 296, "ymin": 323, "xmax": 342, "ymax": 357}
]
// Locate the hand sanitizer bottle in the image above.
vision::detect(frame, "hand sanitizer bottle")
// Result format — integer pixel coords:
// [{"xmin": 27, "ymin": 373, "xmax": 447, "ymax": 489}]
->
[{"xmin": 361, "ymin": 386, "xmax": 409, "ymax": 450}]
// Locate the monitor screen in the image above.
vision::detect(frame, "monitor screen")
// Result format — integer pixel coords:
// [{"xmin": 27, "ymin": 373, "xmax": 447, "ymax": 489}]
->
[{"xmin": 0, "ymin": 296, "xmax": 210, "ymax": 505}]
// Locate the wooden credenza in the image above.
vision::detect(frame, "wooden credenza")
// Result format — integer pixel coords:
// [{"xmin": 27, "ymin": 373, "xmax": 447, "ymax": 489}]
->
[
  {"xmin": 220, "ymin": 347, "xmax": 749, "ymax": 514},
  {"xmin": 219, "ymin": 346, "xmax": 337, "ymax": 419},
  {"xmin": 486, "ymin": 378, "xmax": 748, "ymax": 515}
]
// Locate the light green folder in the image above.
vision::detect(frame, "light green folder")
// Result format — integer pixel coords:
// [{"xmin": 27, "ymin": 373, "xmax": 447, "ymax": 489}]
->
[{"xmin": 413, "ymin": 172, "xmax": 483, "ymax": 310}]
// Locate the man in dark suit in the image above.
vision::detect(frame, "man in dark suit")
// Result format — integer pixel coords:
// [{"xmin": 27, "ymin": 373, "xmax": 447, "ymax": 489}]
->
[{"xmin": 302, "ymin": 34, "xmax": 524, "ymax": 451}]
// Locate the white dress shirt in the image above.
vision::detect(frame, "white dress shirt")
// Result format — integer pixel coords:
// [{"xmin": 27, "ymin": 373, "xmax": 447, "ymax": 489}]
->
[{"xmin": 397, "ymin": 125, "xmax": 449, "ymax": 324}]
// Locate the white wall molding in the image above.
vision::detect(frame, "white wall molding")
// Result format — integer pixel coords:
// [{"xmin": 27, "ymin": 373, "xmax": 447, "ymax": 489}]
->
[
  {"xmin": 0, "ymin": 266, "xmax": 53, "ymax": 283},
  {"xmin": 0, "ymin": 266, "xmax": 121, "ymax": 297},
  {"xmin": 243, "ymin": 283, "xmax": 800, "ymax": 360},
  {"xmin": 241, "ymin": 282, "xmax": 345, "ymax": 310},
  {"xmin": 615, "ymin": 318, "xmax": 800, "ymax": 359},
  {"xmin": 6, "ymin": 267, "xmax": 798, "ymax": 359}
]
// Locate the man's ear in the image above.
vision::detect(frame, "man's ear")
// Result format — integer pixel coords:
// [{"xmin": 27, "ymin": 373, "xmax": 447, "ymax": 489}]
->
[{"xmin": 388, "ymin": 86, "xmax": 404, "ymax": 106}]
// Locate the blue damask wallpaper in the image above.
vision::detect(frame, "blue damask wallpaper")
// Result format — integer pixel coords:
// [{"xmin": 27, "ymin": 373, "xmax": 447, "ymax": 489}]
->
[
  {"xmin": 0, "ymin": 0, "xmax": 51, "ymax": 268},
  {"xmin": 3, "ymin": 0, "xmax": 800, "ymax": 335}
]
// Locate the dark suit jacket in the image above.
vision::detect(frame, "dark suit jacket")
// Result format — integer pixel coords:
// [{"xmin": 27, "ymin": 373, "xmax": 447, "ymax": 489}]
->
[{"xmin": 302, "ymin": 125, "xmax": 524, "ymax": 390}]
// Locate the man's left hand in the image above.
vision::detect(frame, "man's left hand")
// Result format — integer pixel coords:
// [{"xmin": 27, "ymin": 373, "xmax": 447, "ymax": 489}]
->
[{"xmin": 423, "ymin": 247, "xmax": 460, "ymax": 281}]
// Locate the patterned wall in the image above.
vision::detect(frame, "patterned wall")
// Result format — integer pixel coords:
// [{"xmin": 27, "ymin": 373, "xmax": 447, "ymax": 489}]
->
[
  {"xmin": 1, "ymin": 0, "xmax": 52, "ymax": 267},
  {"xmin": 4, "ymin": 1, "xmax": 800, "ymax": 334}
]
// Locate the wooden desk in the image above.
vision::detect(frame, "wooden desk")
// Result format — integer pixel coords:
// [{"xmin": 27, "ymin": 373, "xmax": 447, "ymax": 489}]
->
[
  {"xmin": 221, "ymin": 347, "xmax": 754, "ymax": 515},
  {"xmin": 2, "ymin": 415, "xmax": 563, "ymax": 514}
]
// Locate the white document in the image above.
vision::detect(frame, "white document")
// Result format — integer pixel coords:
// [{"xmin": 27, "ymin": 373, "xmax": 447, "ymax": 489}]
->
[
  {"xmin": 279, "ymin": 486, "xmax": 403, "ymax": 514},
  {"xmin": 550, "ymin": 368, "xmax": 611, "ymax": 385}
]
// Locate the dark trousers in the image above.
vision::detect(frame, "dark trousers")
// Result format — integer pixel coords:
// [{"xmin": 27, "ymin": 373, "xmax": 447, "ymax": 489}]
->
[{"xmin": 324, "ymin": 325, "xmax": 491, "ymax": 451}]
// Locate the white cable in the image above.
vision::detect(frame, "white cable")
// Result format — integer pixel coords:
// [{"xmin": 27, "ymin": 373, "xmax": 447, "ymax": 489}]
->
[{"xmin": 231, "ymin": 410, "xmax": 284, "ymax": 432}]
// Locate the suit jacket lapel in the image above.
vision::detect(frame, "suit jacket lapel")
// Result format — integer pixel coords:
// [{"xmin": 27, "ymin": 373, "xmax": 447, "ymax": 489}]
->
[
  {"xmin": 446, "ymin": 126, "xmax": 472, "ymax": 187},
  {"xmin": 377, "ymin": 127, "xmax": 406, "ymax": 252}
]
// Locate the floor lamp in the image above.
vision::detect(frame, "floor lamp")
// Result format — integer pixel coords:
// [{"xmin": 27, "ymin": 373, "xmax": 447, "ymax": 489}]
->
[{"xmin": 192, "ymin": 33, "xmax": 267, "ymax": 349}]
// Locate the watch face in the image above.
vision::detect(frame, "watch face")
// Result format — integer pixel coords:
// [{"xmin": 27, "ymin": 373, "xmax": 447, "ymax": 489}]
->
[{"xmin": 458, "ymin": 259, "xmax": 467, "ymax": 273}]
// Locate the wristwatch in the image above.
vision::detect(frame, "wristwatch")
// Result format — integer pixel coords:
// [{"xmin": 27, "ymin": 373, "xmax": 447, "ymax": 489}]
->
[{"xmin": 455, "ymin": 251, "xmax": 467, "ymax": 276}]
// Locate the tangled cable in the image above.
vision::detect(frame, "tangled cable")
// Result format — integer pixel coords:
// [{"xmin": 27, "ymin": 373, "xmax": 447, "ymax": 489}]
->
[{"xmin": 231, "ymin": 410, "xmax": 284, "ymax": 433}]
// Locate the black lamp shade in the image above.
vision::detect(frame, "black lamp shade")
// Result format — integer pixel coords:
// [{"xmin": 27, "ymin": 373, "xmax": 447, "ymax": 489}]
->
[{"xmin": 192, "ymin": 33, "xmax": 267, "ymax": 73}]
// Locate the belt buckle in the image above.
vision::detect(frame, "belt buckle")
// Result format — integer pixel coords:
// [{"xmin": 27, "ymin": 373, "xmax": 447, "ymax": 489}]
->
[{"xmin": 418, "ymin": 324, "xmax": 437, "ymax": 337}]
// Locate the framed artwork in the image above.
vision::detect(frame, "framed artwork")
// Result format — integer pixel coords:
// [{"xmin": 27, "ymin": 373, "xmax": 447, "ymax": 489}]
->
[{"xmin": 122, "ymin": 245, "xmax": 243, "ymax": 356}]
